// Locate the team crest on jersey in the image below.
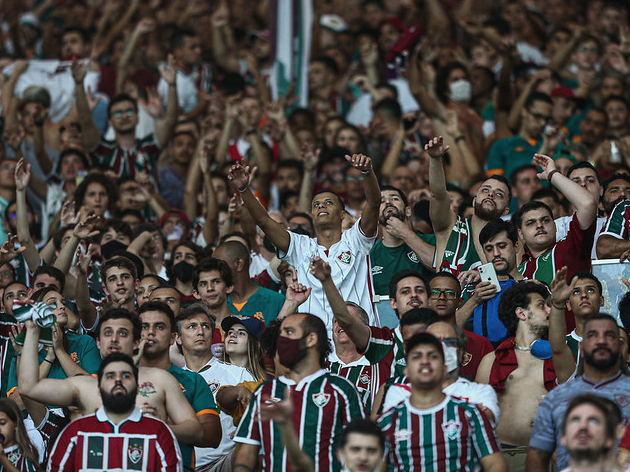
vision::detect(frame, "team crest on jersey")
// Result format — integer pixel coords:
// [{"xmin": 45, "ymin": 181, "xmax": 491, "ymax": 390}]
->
[
  {"xmin": 6, "ymin": 450, "xmax": 20, "ymax": 466},
  {"xmin": 541, "ymin": 252, "xmax": 550, "ymax": 262},
  {"xmin": 372, "ymin": 265, "xmax": 383, "ymax": 275},
  {"xmin": 462, "ymin": 351, "xmax": 472, "ymax": 367},
  {"xmin": 615, "ymin": 394, "xmax": 630, "ymax": 407},
  {"xmin": 442, "ymin": 420, "xmax": 462, "ymax": 440},
  {"xmin": 337, "ymin": 251, "xmax": 352, "ymax": 265},
  {"xmin": 128, "ymin": 445, "xmax": 143, "ymax": 464},
  {"xmin": 312, "ymin": 392, "xmax": 330, "ymax": 407},
  {"xmin": 138, "ymin": 382, "xmax": 157, "ymax": 397},
  {"xmin": 394, "ymin": 429, "xmax": 412, "ymax": 441},
  {"xmin": 208, "ymin": 381, "xmax": 220, "ymax": 393},
  {"xmin": 359, "ymin": 373, "xmax": 370, "ymax": 384},
  {"xmin": 407, "ymin": 251, "xmax": 419, "ymax": 263}
]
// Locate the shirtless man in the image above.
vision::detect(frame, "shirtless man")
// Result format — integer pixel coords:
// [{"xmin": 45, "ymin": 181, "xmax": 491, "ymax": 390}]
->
[
  {"xmin": 476, "ymin": 281, "xmax": 556, "ymax": 472},
  {"xmin": 17, "ymin": 308, "xmax": 203, "ymax": 449}
]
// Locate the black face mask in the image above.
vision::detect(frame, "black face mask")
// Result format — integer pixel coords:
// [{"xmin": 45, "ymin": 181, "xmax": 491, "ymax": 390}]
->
[
  {"xmin": 101, "ymin": 240, "xmax": 128, "ymax": 260},
  {"xmin": 172, "ymin": 261, "xmax": 194, "ymax": 283}
]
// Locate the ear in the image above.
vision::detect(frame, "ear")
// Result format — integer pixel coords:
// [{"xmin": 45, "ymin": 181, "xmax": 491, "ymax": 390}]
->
[
  {"xmin": 515, "ymin": 306, "xmax": 527, "ymax": 322},
  {"xmin": 305, "ymin": 332, "xmax": 318, "ymax": 349},
  {"xmin": 390, "ymin": 297, "xmax": 398, "ymax": 311},
  {"xmin": 599, "ymin": 295, "xmax": 604, "ymax": 307},
  {"xmin": 405, "ymin": 206, "xmax": 412, "ymax": 219},
  {"xmin": 169, "ymin": 332, "xmax": 176, "ymax": 346},
  {"xmin": 192, "ymin": 290, "xmax": 201, "ymax": 300},
  {"xmin": 502, "ymin": 204, "xmax": 510, "ymax": 216},
  {"xmin": 565, "ymin": 299, "xmax": 572, "ymax": 312},
  {"xmin": 175, "ymin": 333, "xmax": 182, "ymax": 347},
  {"xmin": 102, "ymin": 283, "xmax": 110, "ymax": 298},
  {"xmin": 517, "ymin": 228, "xmax": 524, "ymax": 242},
  {"xmin": 226, "ymin": 284, "xmax": 234, "ymax": 295}
]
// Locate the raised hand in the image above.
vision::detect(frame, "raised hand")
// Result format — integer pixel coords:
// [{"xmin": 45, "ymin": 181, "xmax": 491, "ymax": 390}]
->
[
  {"xmin": 5, "ymin": 126, "xmax": 24, "ymax": 152},
  {"xmin": 135, "ymin": 17, "xmax": 157, "ymax": 35},
  {"xmin": 211, "ymin": 0, "xmax": 230, "ymax": 28},
  {"xmin": 309, "ymin": 257, "xmax": 331, "ymax": 282},
  {"xmin": 14, "ymin": 158, "xmax": 31, "ymax": 191},
  {"xmin": 71, "ymin": 60, "xmax": 87, "ymax": 85},
  {"xmin": 73, "ymin": 213, "xmax": 100, "ymax": 239},
  {"xmin": 550, "ymin": 266, "xmax": 576, "ymax": 307},
  {"xmin": 141, "ymin": 86, "xmax": 163, "ymax": 118},
  {"xmin": 301, "ymin": 146, "xmax": 319, "ymax": 172},
  {"xmin": 60, "ymin": 201, "xmax": 79, "ymax": 227},
  {"xmin": 533, "ymin": 153, "xmax": 556, "ymax": 181},
  {"xmin": 345, "ymin": 153, "xmax": 373, "ymax": 173},
  {"xmin": 159, "ymin": 54, "xmax": 177, "ymax": 86},
  {"xmin": 227, "ymin": 164, "xmax": 251, "ymax": 192},
  {"xmin": 76, "ymin": 243, "xmax": 96, "ymax": 274},
  {"xmin": 424, "ymin": 136, "xmax": 450, "ymax": 159},
  {"xmin": 285, "ymin": 282, "xmax": 312, "ymax": 306},
  {"xmin": 0, "ymin": 233, "xmax": 26, "ymax": 264}
]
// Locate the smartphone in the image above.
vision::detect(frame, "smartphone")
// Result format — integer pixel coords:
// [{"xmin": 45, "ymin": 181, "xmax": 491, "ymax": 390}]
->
[
  {"xmin": 610, "ymin": 141, "xmax": 622, "ymax": 164},
  {"xmin": 478, "ymin": 262, "xmax": 501, "ymax": 292}
]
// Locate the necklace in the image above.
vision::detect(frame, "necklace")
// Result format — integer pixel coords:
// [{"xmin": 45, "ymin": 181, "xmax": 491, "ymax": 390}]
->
[{"xmin": 514, "ymin": 343, "xmax": 531, "ymax": 351}]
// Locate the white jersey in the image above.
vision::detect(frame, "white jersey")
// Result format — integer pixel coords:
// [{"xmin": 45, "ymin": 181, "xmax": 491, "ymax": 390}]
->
[
  {"xmin": 185, "ymin": 357, "xmax": 255, "ymax": 467},
  {"xmin": 555, "ymin": 215, "xmax": 605, "ymax": 260},
  {"xmin": 279, "ymin": 219, "xmax": 377, "ymax": 330},
  {"xmin": 383, "ymin": 376, "xmax": 501, "ymax": 425}
]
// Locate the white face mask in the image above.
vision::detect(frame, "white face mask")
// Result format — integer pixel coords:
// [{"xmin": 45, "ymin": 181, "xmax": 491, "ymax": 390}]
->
[
  {"xmin": 443, "ymin": 344, "xmax": 459, "ymax": 373},
  {"xmin": 449, "ymin": 79, "xmax": 472, "ymax": 103}
]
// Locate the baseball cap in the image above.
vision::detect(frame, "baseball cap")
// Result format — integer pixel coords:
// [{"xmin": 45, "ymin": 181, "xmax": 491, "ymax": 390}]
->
[{"xmin": 222, "ymin": 315, "xmax": 264, "ymax": 340}]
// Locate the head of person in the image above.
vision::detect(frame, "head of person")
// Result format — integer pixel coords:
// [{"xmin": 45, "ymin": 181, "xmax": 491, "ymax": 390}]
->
[
  {"xmin": 567, "ymin": 161, "xmax": 603, "ymax": 206},
  {"xmin": 336, "ymin": 418, "xmax": 385, "ymax": 472},
  {"xmin": 0, "ymin": 263, "xmax": 14, "ymax": 289},
  {"xmin": 30, "ymin": 287, "xmax": 71, "ymax": 329},
  {"xmin": 389, "ymin": 270, "xmax": 429, "ymax": 317},
  {"xmin": 120, "ymin": 209, "xmax": 144, "ymax": 233},
  {"xmin": 426, "ymin": 320, "xmax": 468, "ymax": 377},
  {"xmin": 334, "ymin": 124, "xmax": 365, "ymax": 155},
  {"xmin": 371, "ymin": 97, "xmax": 402, "ymax": 139},
  {"xmin": 60, "ymin": 27, "xmax": 90, "ymax": 59},
  {"xmin": 175, "ymin": 303, "xmax": 215, "ymax": 356},
  {"xmin": 472, "ymin": 175, "xmax": 511, "ymax": 220},
  {"xmin": 58, "ymin": 122, "xmax": 83, "ymax": 151},
  {"xmin": 510, "ymin": 164, "xmax": 542, "ymax": 206},
  {"xmin": 165, "ymin": 241, "xmax": 202, "ymax": 286},
  {"xmin": 604, "ymin": 95, "xmax": 630, "ymax": 130},
  {"xmin": 107, "ymin": 94, "xmax": 139, "ymax": 134},
  {"xmin": 222, "ymin": 315, "xmax": 267, "ymax": 380},
  {"xmin": 404, "ymin": 332, "xmax": 446, "ymax": 389},
  {"xmin": 287, "ymin": 212, "xmax": 315, "ymax": 237},
  {"xmin": 134, "ymin": 222, "xmax": 166, "ymax": 262},
  {"xmin": 0, "ymin": 158, "xmax": 16, "ymax": 191},
  {"xmin": 388, "ymin": 165, "xmax": 417, "ymax": 196},
  {"xmin": 138, "ymin": 301, "xmax": 176, "ymax": 360},
  {"xmin": 0, "ymin": 399, "xmax": 39, "ymax": 464},
  {"xmin": 277, "ymin": 313, "xmax": 332, "ymax": 370},
  {"xmin": 550, "ymin": 86, "xmax": 578, "ymax": 126},
  {"xmin": 116, "ymin": 176, "xmax": 145, "ymax": 212},
  {"xmin": 100, "ymin": 256, "xmax": 138, "ymax": 305},
  {"xmin": 97, "ymin": 352, "xmax": 139, "ymax": 415},
  {"xmin": 170, "ymin": 28, "xmax": 201, "ymax": 67},
  {"xmin": 561, "ymin": 393, "xmax": 619, "ymax": 463},
  {"xmin": 446, "ymin": 184, "xmax": 468, "ymax": 215},
  {"xmin": 435, "ymin": 62, "xmax": 472, "ymax": 105},
  {"xmin": 74, "ymin": 173, "xmax": 115, "ymax": 217},
  {"xmin": 333, "ymin": 302, "xmax": 369, "ymax": 349},
  {"xmin": 581, "ymin": 313, "xmax": 621, "ymax": 371},
  {"xmin": 136, "ymin": 274, "xmax": 166, "ymax": 307},
  {"xmin": 579, "ymin": 108, "xmax": 607, "ymax": 146},
  {"xmin": 566, "ymin": 272, "xmax": 603, "ymax": 320},
  {"xmin": 309, "ymin": 55, "xmax": 339, "ymax": 92},
  {"xmin": 212, "ymin": 240, "xmax": 250, "ymax": 281},
  {"xmin": 149, "ymin": 285, "xmax": 182, "ymax": 316},
  {"xmin": 3, "ymin": 281, "xmax": 28, "ymax": 316},
  {"xmin": 310, "ymin": 190, "xmax": 346, "ymax": 230},
  {"xmin": 428, "ymin": 272, "xmax": 463, "ymax": 321},
  {"xmin": 498, "ymin": 281, "xmax": 551, "ymax": 338},
  {"xmin": 32, "ymin": 265, "xmax": 65, "ymax": 293},
  {"xmin": 531, "ymin": 188, "xmax": 564, "ymax": 219},
  {"xmin": 192, "ymin": 257, "xmax": 233, "ymax": 308},
  {"xmin": 400, "ymin": 308, "xmax": 440, "ymax": 346},
  {"xmin": 602, "ymin": 172, "xmax": 630, "ymax": 215},
  {"xmin": 521, "ymin": 91, "xmax": 553, "ymax": 138},
  {"xmin": 57, "ymin": 148, "xmax": 88, "ymax": 181},
  {"xmin": 276, "ymin": 159, "xmax": 303, "ymax": 193},
  {"xmin": 513, "ymin": 201, "xmax": 556, "ymax": 253},
  {"xmin": 379, "ymin": 185, "xmax": 409, "ymax": 227},
  {"xmin": 574, "ymin": 34, "xmax": 602, "ymax": 70},
  {"xmin": 169, "ymin": 131, "xmax": 197, "ymax": 168},
  {"xmin": 96, "ymin": 308, "xmax": 141, "ymax": 358},
  {"xmin": 479, "ymin": 219, "xmax": 519, "ymax": 275},
  {"xmin": 101, "ymin": 218, "xmax": 132, "ymax": 256}
]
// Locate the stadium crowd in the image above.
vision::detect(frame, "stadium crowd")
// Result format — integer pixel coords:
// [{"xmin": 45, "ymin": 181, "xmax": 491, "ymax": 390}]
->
[{"xmin": 0, "ymin": 0, "xmax": 630, "ymax": 470}]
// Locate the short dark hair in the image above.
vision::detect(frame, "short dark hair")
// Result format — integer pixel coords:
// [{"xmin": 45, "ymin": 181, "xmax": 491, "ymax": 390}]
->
[
  {"xmin": 312, "ymin": 189, "xmax": 346, "ymax": 212},
  {"xmin": 62, "ymin": 27, "xmax": 90, "ymax": 44},
  {"xmin": 399, "ymin": 308, "xmax": 439, "ymax": 330},
  {"xmin": 192, "ymin": 257, "xmax": 233, "ymax": 291},
  {"xmin": 57, "ymin": 149, "xmax": 89, "ymax": 174},
  {"xmin": 277, "ymin": 159, "xmax": 304, "ymax": 175},
  {"xmin": 107, "ymin": 94, "xmax": 138, "ymax": 119},
  {"xmin": 567, "ymin": 161, "xmax": 601, "ymax": 184},
  {"xmin": 74, "ymin": 173, "xmax": 116, "ymax": 211},
  {"xmin": 338, "ymin": 418, "xmax": 385, "ymax": 451},
  {"xmin": 513, "ymin": 200, "xmax": 553, "ymax": 229},
  {"xmin": 569, "ymin": 271, "xmax": 602, "ymax": 296},
  {"xmin": 562, "ymin": 393, "xmax": 620, "ymax": 439},
  {"xmin": 98, "ymin": 352, "xmax": 138, "ymax": 385},
  {"xmin": 165, "ymin": 241, "xmax": 203, "ymax": 280},
  {"xmin": 603, "ymin": 172, "xmax": 630, "ymax": 193},
  {"xmin": 138, "ymin": 301, "xmax": 176, "ymax": 333},
  {"xmin": 170, "ymin": 28, "xmax": 196, "ymax": 51},
  {"xmin": 483, "ymin": 175, "xmax": 512, "ymax": 201},
  {"xmin": 175, "ymin": 303, "xmax": 215, "ymax": 336},
  {"xmin": 479, "ymin": 219, "xmax": 518, "ymax": 246},
  {"xmin": 100, "ymin": 256, "xmax": 138, "ymax": 284},
  {"xmin": 102, "ymin": 218, "xmax": 133, "ymax": 242},
  {"xmin": 298, "ymin": 313, "xmax": 332, "ymax": 368},
  {"xmin": 33, "ymin": 265, "xmax": 66, "ymax": 292},
  {"xmin": 510, "ymin": 164, "xmax": 539, "ymax": 187},
  {"xmin": 583, "ymin": 312, "xmax": 619, "ymax": 335},
  {"xmin": 30, "ymin": 286, "xmax": 60, "ymax": 303},
  {"xmin": 311, "ymin": 55, "xmax": 339, "ymax": 76},
  {"xmin": 389, "ymin": 270, "xmax": 428, "ymax": 300},
  {"xmin": 430, "ymin": 271, "xmax": 461, "ymax": 291},
  {"xmin": 372, "ymin": 97, "xmax": 402, "ymax": 122},
  {"xmin": 531, "ymin": 188, "xmax": 561, "ymax": 205},
  {"xmin": 525, "ymin": 91, "xmax": 553, "ymax": 110},
  {"xmin": 381, "ymin": 184, "xmax": 408, "ymax": 207},
  {"xmin": 498, "ymin": 281, "xmax": 550, "ymax": 336},
  {"xmin": 96, "ymin": 308, "xmax": 142, "ymax": 341},
  {"xmin": 405, "ymin": 332, "xmax": 444, "ymax": 361}
]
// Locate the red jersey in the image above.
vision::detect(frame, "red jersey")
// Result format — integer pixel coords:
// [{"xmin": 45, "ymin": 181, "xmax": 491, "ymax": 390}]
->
[{"xmin": 460, "ymin": 330, "xmax": 494, "ymax": 379}]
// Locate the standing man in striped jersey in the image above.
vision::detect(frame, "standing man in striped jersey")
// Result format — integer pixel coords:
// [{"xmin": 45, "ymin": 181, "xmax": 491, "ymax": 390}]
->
[
  {"xmin": 233, "ymin": 312, "xmax": 365, "ymax": 472},
  {"xmin": 378, "ymin": 332, "xmax": 507, "ymax": 471}
]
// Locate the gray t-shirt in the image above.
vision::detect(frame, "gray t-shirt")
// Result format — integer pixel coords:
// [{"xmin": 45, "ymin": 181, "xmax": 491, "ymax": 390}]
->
[{"xmin": 529, "ymin": 372, "xmax": 630, "ymax": 470}]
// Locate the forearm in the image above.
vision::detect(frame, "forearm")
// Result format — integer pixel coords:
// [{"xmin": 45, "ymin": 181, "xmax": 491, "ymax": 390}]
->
[
  {"xmin": 201, "ymin": 172, "xmax": 218, "ymax": 245},
  {"xmin": 76, "ymin": 272, "xmax": 98, "ymax": 330},
  {"xmin": 424, "ymin": 0, "xmax": 450, "ymax": 43},
  {"xmin": 53, "ymin": 234, "xmax": 79, "ymax": 274},
  {"xmin": 428, "ymin": 156, "xmax": 454, "ymax": 232},
  {"xmin": 400, "ymin": 231, "xmax": 435, "ymax": 270},
  {"xmin": 241, "ymin": 189, "xmax": 290, "ymax": 250},
  {"xmin": 183, "ymin": 153, "xmax": 202, "ymax": 220},
  {"xmin": 548, "ymin": 172, "xmax": 596, "ymax": 228},
  {"xmin": 279, "ymin": 422, "xmax": 314, "ymax": 472},
  {"xmin": 156, "ymin": 83, "xmax": 178, "ymax": 148},
  {"xmin": 455, "ymin": 297, "xmax": 479, "ymax": 328},
  {"xmin": 360, "ymin": 168, "xmax": 380, "ymax": 236},
  {"xmin": 16, "ymin": 189, "xmax": 41, "ymax": 270},
  {"xmin": 212, "ymin": 27, "xmax": 240, "ymax": 72},
  {"xmin": 597, "ymin": 235, "xmax": 630, "ymax": 259},
  {"xmin": 55, "ymin": 347, "xmax": 89, "ymax": 377},
  {"xmin": 279, "ymin": 126, "xmax": 301, "ymax": 159},
  {"xmin": 216, "ymin": 118, "xmax": 236, "ymax": 161},
  {"xmin": 507, "ymin": 79, "xmax": 536, "ymax": 131},
  {"xmin": 380, "ymin": 130, "xmax": 405, "ymax": 180},
  {"xmin": 33, "ymin": 125, "xmax": 52, "ymax": 175},
  {"xmin": 298, "ymin": 169, "xmax": 314, "ymax": 213},
  {"xmin": 170, "ymin": 419, "xmax": 203, "ymax": 445},
  {"xmin": 322, "ymin": 277, "xmax": 370, "ymax": 350},
  {"xmin": 18, "ymin": 327, "xmax": 41, "ymax": 395},
  {"xmin": 75, "ymin": 84, "xmax": 100, "ymax": 151},
  {"xmin": 526, "ymin": 448, "xmax": 552, "ymax": 471}
]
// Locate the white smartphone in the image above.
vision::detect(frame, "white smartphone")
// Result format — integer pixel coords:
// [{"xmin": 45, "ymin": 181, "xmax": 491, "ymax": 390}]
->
[{"xmin": 478, "ymin": 262, "xmax": 501, "ymax": 293}]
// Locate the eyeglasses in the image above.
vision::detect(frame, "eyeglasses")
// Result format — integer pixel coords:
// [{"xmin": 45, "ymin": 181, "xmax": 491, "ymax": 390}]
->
[
  {"xmin": 527, "ymin": 109, "xmax": 551, "ymax": 124},
  {"xmin": 111, "ymin": 109, "xmax": 137, "ymax": 118},
  {"xmin": 429, "ymin": 288, "xmax": 458, "ymax": 299},
  {"xmin": 346, "ymin": 175, "xmax": 364, "ymax": 183},
  {"xmin": 441, "ymin": 337, "xmax": 459, "ymax": 347},
  {"xmin": 578, "ymin": 46, "xmax": 598, "ymax": 54}
]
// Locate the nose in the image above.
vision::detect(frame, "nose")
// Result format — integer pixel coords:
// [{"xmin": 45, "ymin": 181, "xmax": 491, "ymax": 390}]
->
[{"xmin": 492, "ymin": 246, "xmax": 501, "ymax": 257}]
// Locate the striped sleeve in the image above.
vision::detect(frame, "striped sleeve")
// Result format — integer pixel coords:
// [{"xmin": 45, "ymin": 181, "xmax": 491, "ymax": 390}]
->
[
  {"xmin": 467, "ymin": 404, "xmax": 501, "ymax": 458},
  {"xmin": 46, "ymin": 422, "xmax": 78, "ymax": 472},
  {"xmin": 363, "ymin": 326, "xmax": 395, "ymax": 362},
  {"xmin": 234, "ymin": 383, "xmax": 265, "ymax": 446},
  {"xmin": 153, "ymin": 419, "xmax": 183, "ymax": 472},
  {"xmin": 601, "ymin": 199, "xmax": 630, "ymax": 239}
]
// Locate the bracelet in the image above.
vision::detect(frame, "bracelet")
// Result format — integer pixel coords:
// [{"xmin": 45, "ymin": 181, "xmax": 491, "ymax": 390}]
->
[
  {"xmin": 547, "ymin": 169, "xmax": 560, "ymax": 184},
  {"xmin": 43, "ymin": 358, "xmax": 53, "ymax": 365},
  {"xmin": 551, "ymin": 301, "xmax": 564, "ymax": 310},
  {"xmin": 238, "ymin": 187, "xmax": 248, "ymax": 193},
  {"xmin": 454, "ymin": 135, "xmax": 465, "ymax": 142},
  {"xmin": 361, "ymin": 169, "xmax": 372, "ymax": 175}
]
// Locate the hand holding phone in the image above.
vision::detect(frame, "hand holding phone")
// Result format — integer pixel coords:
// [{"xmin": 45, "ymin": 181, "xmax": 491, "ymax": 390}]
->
[{"xmin": 477, "ymin": 262, "xmax": 501, "ymax": 293}]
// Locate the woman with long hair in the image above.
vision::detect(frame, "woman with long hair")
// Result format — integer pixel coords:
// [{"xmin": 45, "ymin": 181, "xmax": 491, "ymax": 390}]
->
[
  {"xmin": 0, "ymin": 398, "xmax": 42, "ymax": 471},
  {"xmin": 221, "ymin": 316, "xmax": 268, "ymax": 381}
]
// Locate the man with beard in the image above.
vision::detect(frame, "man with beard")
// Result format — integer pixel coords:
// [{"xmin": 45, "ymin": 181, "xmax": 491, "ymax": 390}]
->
[
  {"xmin": 427, "ymin": 136, "xmax": 512, "ymax": 276},
  {"xmin": 476, "ymin": 282, "xmax": 558, "ymax": 470},
  {"xmin": 527, "ymin": 313, "xmax": 630, "ymax": 471},
  {"xmin": 47, "ymin": 353, "xmax": 183, "ymax": 471},
  {"xmin": 596, "ymin": 173, "xmax": 630, "ymax": 259},
  {"xmin": 233, "ymin": 312, "xmax": 364, "ymax": 472},
  {"xmin": 514, "ymin": 154, "xmax": 598, "ymax": 286}
]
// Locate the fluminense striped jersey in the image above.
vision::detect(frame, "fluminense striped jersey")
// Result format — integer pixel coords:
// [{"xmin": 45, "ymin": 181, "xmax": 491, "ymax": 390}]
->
[
  {"xmin": 47, "ymin": 407, "xmax": 182, "ymax": 472},
  {"xmin": 363, "ymin": 326, "xmax": 406, "ymax": 378},
  {"xmin": 2, "ymin": 444, "xmax": 37, "ymax": 472},
  {"xmin": 518, "ymin": 213, "xmax": 595, "ymax": 286},
  {"xmin": 0, "ymin": 312, "xmax": 16, "ymax": 397},
  {"xmin": 601, "ymin": 199, "xmax": 630, "ymax": 240},
  {"xmin": 234, "ymin": 369, "xmax": 365, "ymax": 472},
  {"xmin": 437, "ymin": 217, "xmax": 482, "ymax": 276},
  {"xmin": 327, "ymin": 352, "xmax": 390, "ymax": 414},
  {"xmin": 378, "ymin": 395, "xmax": 501, "ymax": 472},
  {"xmin": 92, "ymin": 135, "xmax": 160, "ymax": 178}
]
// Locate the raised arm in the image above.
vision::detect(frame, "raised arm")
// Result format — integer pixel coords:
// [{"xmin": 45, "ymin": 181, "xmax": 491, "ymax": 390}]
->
[
  {"xmin": 427, "ymin": 136, "xmax": 456, "ymax": 234},
  {"xmin": 534, "ymin": 153, "xmax": 597, "ymax": 230},
  {"xmin": 155, "ymin": 54, "xmax": 179, "ymax": 149},
  {"xmin": 310, "ymin": 257, "xmax": 370, "ymax": 351},
  {"xmin": 14, "ymin": 159, "xmax": 43, "ymax": 271},
  {"xmin": 74, "ymin": 244, "xmax": 99, "ymax": 331},
  {"xmin": 549, "ymin": 266, "xmax": 578, "ymax": 384},
  {"xmin": 346, "ymin": 153, "xmax": 379, "ymax": 237},
  {"xmin": 277, "ymin": 283, "xmax": 311, "ymax": 320},
  {"xmin": 53, "ymin": 212, "xmax": 100, "ymax": 275},
  {"xmin": 71, "ymin": 60, "xmax": 100, "ymax": 152},
  {"xmin": 227, "ymin": 163, "xmax": 291, "ymax": 252}
]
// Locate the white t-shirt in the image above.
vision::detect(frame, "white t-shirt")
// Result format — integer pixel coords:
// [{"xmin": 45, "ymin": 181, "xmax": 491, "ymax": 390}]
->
[
  {"xmin": 279, "ymin": 219, "xmax": 377, "ymax": 331},
  {"xmin": 185, "ymin": 357, "xmax": 255, "ymax": 467},
  {"xmin": 382, "ymin": 376, "xmax": 501, "ymax": 425}
]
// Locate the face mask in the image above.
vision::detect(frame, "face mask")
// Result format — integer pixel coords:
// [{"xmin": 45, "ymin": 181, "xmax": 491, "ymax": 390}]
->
[
  {"xmin": 443, "ymin": 344, "xmax": 459, "ymax": 373},
  {"xmin": 449, "ymin": 79, "xmax": 472, "ymax": 103},
  {"xmin": 530, "ymin": 339, "xmax": 552, "ymax": 360},
  {"xmin": 101, "ymin": 240, "xmax": 128, "ymax": 260},
  {"xmin": 276, "ymin": 335, "xmax": 308, "ymax": 369},
  {"xmin": 167, "ymin": 225, "xmax": 183, "ymax": 242},
  {"xmin": 172, "ymin": 261, "xmax": 194, "ymax": 284}
]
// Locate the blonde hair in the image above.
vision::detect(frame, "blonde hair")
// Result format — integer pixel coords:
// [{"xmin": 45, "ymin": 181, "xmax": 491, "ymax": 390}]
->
[{"xmin": 224, "ymin": 332, "xmax": 268, "ymax": 381}]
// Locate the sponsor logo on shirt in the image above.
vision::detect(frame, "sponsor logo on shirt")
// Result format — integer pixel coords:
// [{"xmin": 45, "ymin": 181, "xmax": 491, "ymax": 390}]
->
[
  {"xmin": 128, "ymin": 444, "xmax": 143, "ymax": 464},
  {"xmin": 372, "ymin": 265, "xmax": 384, "ymax": 275},
  {"xmin": 444, "ymin": 250, "xmax": 455, "ymax": 258},
  {"xmin": 442, "ymin": 420, "xmax": 462, "ymax": 440},
  {"xmin": 542, "ymin": 253, "xmax": 550, "ymax": 262},
  {"xmin": 396, "ymin": 358, "xmax": 407, "ymax": 366},
  {"xmin": 337, "ymin": 251, "xmax": 353, "ymax": 265},
  {"xmin": 407, "ymin": 251, "xmax": 419, "ymax": 263},
  {"xmin": 394, "ymin": 429, "xmax": 412, "ymax": 441},
  {"xmin": 312, "ymin": 392, "xmax": 331, "ymax": 407}
]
